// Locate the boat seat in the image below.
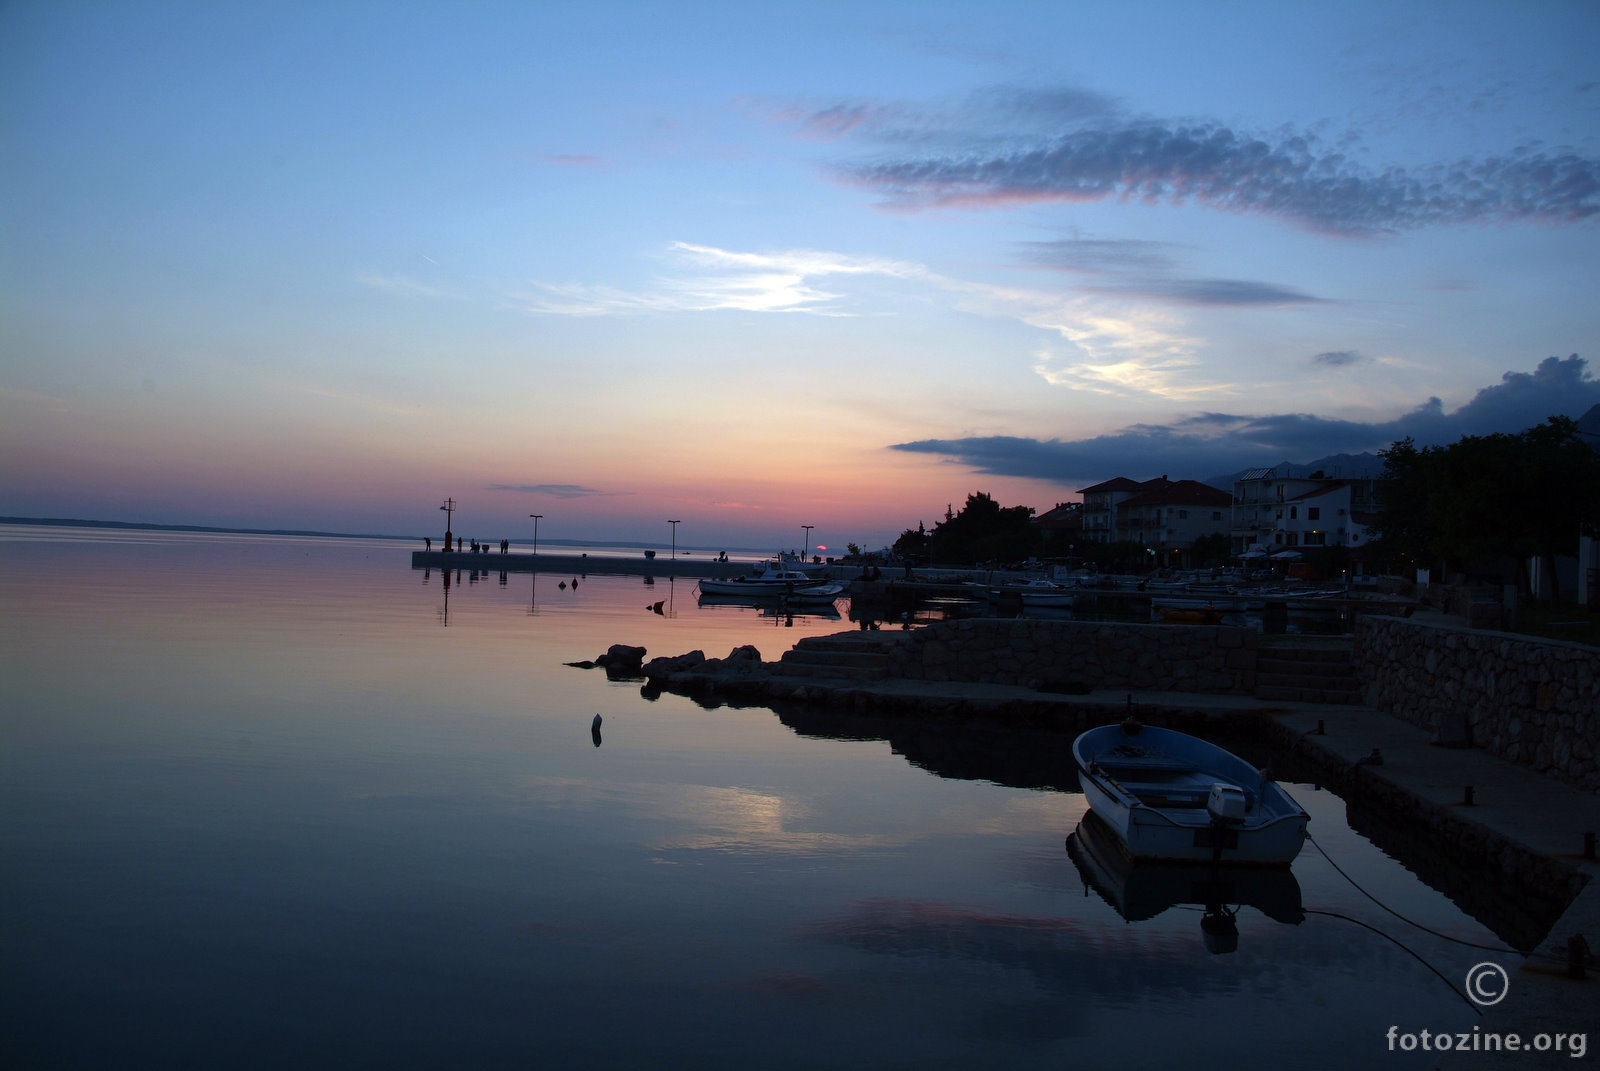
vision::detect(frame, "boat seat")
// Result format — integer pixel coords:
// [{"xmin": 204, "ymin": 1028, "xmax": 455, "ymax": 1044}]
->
[
  {"xmin": 1093, "ymin": 755, "xmax": 1197, "ymax": 774},
  {"xmin": 1120, "ymin": 783, "xmax": 1211, "ymax": 807}
]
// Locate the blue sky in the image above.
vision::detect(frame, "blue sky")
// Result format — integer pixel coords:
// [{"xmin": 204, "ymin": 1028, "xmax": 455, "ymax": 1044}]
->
[{"xmin": 2, "ymin": 0, "xmax": 1597, "ymax": 548}]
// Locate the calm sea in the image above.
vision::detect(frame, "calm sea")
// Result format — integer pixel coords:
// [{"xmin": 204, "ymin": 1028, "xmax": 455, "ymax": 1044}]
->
[{"xmin": 1, "ymin": 526, "xmax": 1509, "ymax": 1068}]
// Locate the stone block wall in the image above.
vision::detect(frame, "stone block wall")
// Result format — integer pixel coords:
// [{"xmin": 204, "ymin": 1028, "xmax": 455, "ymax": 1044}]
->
[
  {"xmin": 883, "ymin": 619, "xmax": 1257, "ymax": 693},
  {"xmin": 1354, "ymin": 616, "xmax": 1600, "ymax": 793}
]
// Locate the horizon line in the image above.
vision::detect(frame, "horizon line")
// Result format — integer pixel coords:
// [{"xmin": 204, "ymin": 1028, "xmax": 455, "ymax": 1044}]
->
[{"xmin": 0, "ymin": 516, "xmax": 802, "ymax": 554}]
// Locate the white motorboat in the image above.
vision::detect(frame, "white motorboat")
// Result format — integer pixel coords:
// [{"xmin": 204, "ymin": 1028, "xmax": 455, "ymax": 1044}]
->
[
  {"xmin": 697, "ymin": 562, "xmax": 844, "ymax": 598},
  {"xmin": 988, "ymin": 577, "xmax": 1076, "ymax": 608},
  {"xmin": 1072, "ymin": 722, "xmax": 1308, "ymax": 865}
]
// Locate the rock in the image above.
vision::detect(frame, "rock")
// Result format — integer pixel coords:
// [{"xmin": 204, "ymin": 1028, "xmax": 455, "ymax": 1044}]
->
[
  {"xmin": 642, "ymin": 651, "xmax": 705, "ymax": 679},
  {"xmin": 596, "ymin": 644, "xmax": 647, "ymax": 670}
]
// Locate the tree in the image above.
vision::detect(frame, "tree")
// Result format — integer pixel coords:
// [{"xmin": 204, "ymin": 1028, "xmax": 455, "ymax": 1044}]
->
[
  {"xmin": 924, "ymin": 492, "xmax": 1041, "ymax": 566},
  {"xmin": 1190, "ymin": 532, "xmax": 1232, "ymax": 568},
  {"xmin": 1369, "ymin": 417, "xmax": 1600, "ymax": 598},
  {"xmin": 892, "ymin": 521, "xmax": 929, "ymax": 562}
]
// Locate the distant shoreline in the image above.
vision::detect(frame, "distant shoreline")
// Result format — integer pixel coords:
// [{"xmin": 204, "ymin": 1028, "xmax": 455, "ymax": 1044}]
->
[
  {"xmin": 0, "ymin": 516, "xmax": 773, "ymax": 555},
  {"xmin": 1, "ymin": 515, "xmax": 419, "ymax": 542}
]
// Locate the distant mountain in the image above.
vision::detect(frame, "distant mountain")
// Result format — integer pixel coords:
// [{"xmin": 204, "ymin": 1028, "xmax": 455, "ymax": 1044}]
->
[
  {"xmin": 1203, "ymin": 452, "xmax": 1385, "ymax": 491},
  {"xmin": 1578, "ymin": 403, "xmax": 1600, "ymax": 446}
]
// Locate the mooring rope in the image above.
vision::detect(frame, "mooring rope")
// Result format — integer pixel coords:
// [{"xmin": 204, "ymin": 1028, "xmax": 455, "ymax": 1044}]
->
[{"xmin": 1306, "ymin": 831, "xmax": 1519, "ymax": 955}]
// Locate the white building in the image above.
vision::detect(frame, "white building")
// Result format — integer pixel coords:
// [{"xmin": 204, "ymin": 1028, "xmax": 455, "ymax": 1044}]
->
[{"xmin": 1232, "ymin": 466, "xmax": 1379, "ymax": 552}]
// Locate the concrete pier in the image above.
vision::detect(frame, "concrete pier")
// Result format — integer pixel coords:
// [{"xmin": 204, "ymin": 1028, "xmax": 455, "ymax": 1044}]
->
[{"xmin": 412, "ymin": 549, "xmax": 761, "ymax": 578}]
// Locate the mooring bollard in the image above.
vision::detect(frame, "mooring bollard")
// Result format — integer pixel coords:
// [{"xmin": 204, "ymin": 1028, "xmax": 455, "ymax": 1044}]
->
[{"xmin": 1568, "ymin": 934, "xmax": 1590, "ymax": 980}]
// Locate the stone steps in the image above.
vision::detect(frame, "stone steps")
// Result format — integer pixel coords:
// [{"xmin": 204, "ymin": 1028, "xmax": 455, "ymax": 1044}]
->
[
  {"xmin": 1253, "ymin": 640, "xmax": 1363, "ymax": 705},
  {"xmin": 775, "ymin": 633, "xmax": 903, "ymax": 680}
]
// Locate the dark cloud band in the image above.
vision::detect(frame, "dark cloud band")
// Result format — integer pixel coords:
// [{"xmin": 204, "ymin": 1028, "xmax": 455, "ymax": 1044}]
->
[
  {"xmin": 849, "ymin": 122, "xmax": 1600, "ymax": 235},
  {"xmin": 891, "ymin": 355, "xmax": 1599, "ymax": 481}
]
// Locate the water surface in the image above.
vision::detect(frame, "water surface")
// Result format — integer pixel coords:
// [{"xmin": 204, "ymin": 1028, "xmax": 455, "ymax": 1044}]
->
[{"xmin": 1, "ymin": 527, "xmax": 1511, "ymax": 1068}]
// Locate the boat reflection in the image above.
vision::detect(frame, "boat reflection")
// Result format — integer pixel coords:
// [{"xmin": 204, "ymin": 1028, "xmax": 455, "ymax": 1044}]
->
[
  {"xmin": 1066, "ymin": 812, "xmax": 1304, "ymax": 954},
  {"xmin": 696, "ymin": 591, "xmax": 843, "ymax": 625}
]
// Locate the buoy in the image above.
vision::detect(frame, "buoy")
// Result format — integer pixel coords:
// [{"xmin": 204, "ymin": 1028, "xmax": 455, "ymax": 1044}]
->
[
  {"xmin": 591, "ymin": 713, "xmax": 602, "ymax": 730},
  {"xmin": 559, "ymin": 581, "xmax": 567, "ymax": 590}
]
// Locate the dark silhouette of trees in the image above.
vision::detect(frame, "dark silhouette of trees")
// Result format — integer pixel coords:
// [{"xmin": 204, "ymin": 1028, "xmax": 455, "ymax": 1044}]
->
[
  {"xmin": 1370, "ymin": 417, "xmax": 1599, "ymax": 598},
  {"xmin": 1190, "ymin": 532, "xmax": 1232, "ymax": 568},
  {"xmin": 894, "ymin": 492, "xmax": 1040, "ymax": 566}
]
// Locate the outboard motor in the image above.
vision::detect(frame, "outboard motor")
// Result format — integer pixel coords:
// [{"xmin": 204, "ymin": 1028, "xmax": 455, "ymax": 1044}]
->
[{"xmin": 1206, "ymin": 782, "xmax": 1247, "ymax": 823}]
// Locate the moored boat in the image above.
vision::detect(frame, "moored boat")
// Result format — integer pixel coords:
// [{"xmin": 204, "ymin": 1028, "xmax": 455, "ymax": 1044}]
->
[
  {"xmin": 987, "ymin": 577, "xmax": 1076, "ymax": 608},
  {"xmin": 697, "ymin": 561, "xmax": 843, "ymax": 598},
  {"xmin": 1072, "ymin": 722, "xmax": 1308, "ymax": 865}
]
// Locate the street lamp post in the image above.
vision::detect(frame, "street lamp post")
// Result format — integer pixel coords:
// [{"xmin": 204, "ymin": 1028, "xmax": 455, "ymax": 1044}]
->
[
  {"xmin": 439, "ymin": 498, "xmax": 456, "ymax": 552},
  {"xmin": 801, "ymin": 526, "xmax": 813, "ymax": 561},
  {"xmin": 529, "ymin": 514, "xmax": 542, "ymax": 557},
  {"xmin": 668, "ymin": 519, "xmax": 680, "ymax": 561}
]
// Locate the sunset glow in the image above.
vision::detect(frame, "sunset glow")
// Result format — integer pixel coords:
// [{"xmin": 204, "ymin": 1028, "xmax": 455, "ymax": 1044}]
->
[{"xmin": 2, "ymin": 2, "xmax": 1595, "ymax": 548}]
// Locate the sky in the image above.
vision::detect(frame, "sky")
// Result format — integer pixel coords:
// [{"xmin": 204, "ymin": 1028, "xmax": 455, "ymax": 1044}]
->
[{"xmin": 2, "ymin": 0, "xmax": 1598, "ymax": 550}]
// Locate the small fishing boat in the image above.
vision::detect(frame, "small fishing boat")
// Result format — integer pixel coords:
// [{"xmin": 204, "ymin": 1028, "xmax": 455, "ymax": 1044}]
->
[
  {"xmin": 1150, "ymin": 595, "xmax": 1249, "ymax": 613},
  {"xmin": 987, "ymin": 577, "xmax": 1076, "ymax": 608},
  {"xmin": 697, "ymin": 562, "xmax": 844, "ymax": 598},
  {"xmin": 1155, "ymin": 606, "xmax": 1224, "ymax": 625},
  {"xmin": 1072, "ymin": 722, "xmax": 1308, "ymax": 865}
]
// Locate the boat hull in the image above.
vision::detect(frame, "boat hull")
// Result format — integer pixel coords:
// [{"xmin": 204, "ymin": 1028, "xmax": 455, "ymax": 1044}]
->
[{"xmin": 1072, "ymin": 723, "xmax": 1308, "ymax": 866}]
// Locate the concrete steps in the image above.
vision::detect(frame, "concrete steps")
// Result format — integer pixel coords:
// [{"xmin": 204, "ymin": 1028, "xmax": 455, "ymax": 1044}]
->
[
  {"xmin": 776, "ymin": 633, "xmax": 905, "ymax": 680},
  {"xmin": 1254, "ymin": 640, "xmax": 1364, "ymax": 704}
]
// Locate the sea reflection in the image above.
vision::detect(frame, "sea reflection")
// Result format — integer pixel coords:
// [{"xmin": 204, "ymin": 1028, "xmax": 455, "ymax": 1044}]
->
[{"xmin": 0, "ymin": 527, "xmax": 1521, "ymax": 1068}]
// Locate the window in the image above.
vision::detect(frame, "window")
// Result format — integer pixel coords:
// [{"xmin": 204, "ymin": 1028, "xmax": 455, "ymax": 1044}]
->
[
  {"xmin": 1178, "ymin": 510, "xmax": 1188, "ymax": 520},
  {"xmin": 1307, "ymin": 507, "xmax": 1320, "ymax": 520},
  {"xmin": 1289, "ymin": 506, "xmax": 1298, "ymax": 519},
  {"xmin": 1212, "ymin": 511, "xmax": 1222, "ymax": 521}
]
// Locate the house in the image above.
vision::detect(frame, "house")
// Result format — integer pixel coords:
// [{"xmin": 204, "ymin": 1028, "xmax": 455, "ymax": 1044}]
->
[
  {"xmin": 1278, "ymin": 481, "xmax": 1379, "ymax": 550},
  {"xmin": 1232, "ymin": 464, "xmax": 1379, "ymax": 553},
  {"xmin": 1115, "ymin": 480, "xmax": 1231, "ymax": 564},
  {"xmin": 1032, "ymin": 501, "xmax": 1084, "ymax": 547},
  {"xmin": 1077, "ymin": 476, "xmax": 1171, "ymax": 543}
]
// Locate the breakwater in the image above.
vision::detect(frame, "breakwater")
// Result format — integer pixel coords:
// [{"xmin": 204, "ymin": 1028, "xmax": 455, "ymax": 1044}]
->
[{"xmin": 412, "ymin": 549, "xmax": 753, "ymax": 578}]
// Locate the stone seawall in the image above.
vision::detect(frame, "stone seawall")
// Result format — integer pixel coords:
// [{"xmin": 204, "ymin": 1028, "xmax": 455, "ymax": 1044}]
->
[
  {"xmin": 1354, "ymin": 616, "xmax": 1600, "ymax": 793},
  {"xmin": 882, "ymin": 618, "xmax": 1257, "ymax": 693}
]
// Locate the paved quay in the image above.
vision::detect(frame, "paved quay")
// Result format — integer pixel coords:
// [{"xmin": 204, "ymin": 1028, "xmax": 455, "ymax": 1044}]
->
[
  {"xmin": 412, "ymin": 549, "xmax": 755, "ymax": 578},
  {"xmin": 645, "ymin": 655, "xmax": 1599, "ymax": 1055}
]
